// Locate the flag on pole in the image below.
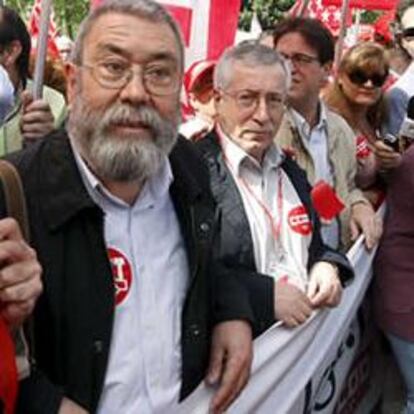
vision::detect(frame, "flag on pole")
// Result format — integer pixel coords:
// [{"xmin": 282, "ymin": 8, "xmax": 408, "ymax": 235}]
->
[
  {"xmin": 289, "ymin": 0, "xmax": 352, "ymax": 36},
  {"xmin": 28, "ymin": 0, "xmax": 59, "ymax": 58},
  {"xmin": 90, "ymin": 0, "xmax": 241, "ymax": 68},
  {"xmin": 322, "ymin": 0, "xmax": 397, "ymax": 10},
  {"xmin": 152, "ymin": 0, "xmax": 242, "ymax": 67}
]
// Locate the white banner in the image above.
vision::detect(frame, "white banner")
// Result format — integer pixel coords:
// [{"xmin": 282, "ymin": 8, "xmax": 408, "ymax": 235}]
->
[{"xmin": 180, "ymin": 208, "xmax": 385, "ymax": 414}]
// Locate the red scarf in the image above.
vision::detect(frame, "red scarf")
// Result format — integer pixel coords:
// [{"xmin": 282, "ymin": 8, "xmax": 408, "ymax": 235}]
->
[{"xmin": 0, "ymin": 318, "xmax": 18, "ymax": 414}]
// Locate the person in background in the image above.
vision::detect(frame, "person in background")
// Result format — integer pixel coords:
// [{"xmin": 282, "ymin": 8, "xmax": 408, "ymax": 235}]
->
[
  {"xmin": 374, "ymin": 144, "xmax": 414, "ymax": 414},
  {"xmin": 270, "ymin": 17, "xmax": 382, "ymax": 252},
  {"xmin": 180, "ymin": 59, "xmax": 216, "ymax": 140},
  {"xmin": 323, "ymin": 42, "xmax": 399, "ymax": 205},
  {"xmin": 197, "ymin": 42, "xmax": 352, "ymax": 334},
  {"xmin": 0, "ymin": 6, "xmax": 66, "ymax": 155},
  {"xmin": 55, "ymin": 35, "xmax": 73, "ymax": 63},
  {"xmin": 385, "ymin": 46, "xmax": 411, "ymax": 77},
  {"xmin": 10, "ymin": 1, "xmax": 253, "ymax": 413},
  {"xmin": 385, "ymin": 0, "xmax": 414, "ymax": 136}
]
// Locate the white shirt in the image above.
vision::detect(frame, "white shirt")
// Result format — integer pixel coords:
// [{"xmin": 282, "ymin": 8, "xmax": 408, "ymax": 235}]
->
[
  {"xmin": 219, "ymin": 128, "xmax": 311, "ymax": 290},
  {"xmin": 73, "ymin": 148, "xmax": 189, "ymax": 414},
  {"xmin": 290, "ymin": 104, "xmax": 340, "ymax": 249}
]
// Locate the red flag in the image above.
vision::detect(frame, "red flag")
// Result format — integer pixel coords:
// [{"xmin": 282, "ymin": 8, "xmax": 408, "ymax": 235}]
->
[
  {"xmin": 28, "ymin": 0, "xmax": 60, "ymax": 58},
  {"xmin": 90, "ymin": 0, "xmax": 241, "ymax": 68},
  {"xmin": 311, "ymin": 180, "xmax": 345, "ymax": 220},
  {"xmin": 0, "ymin": 319, "xmax": 18, "ymax": 414},
  {"xmin": 374, "ymin": 9, "xmax": 397, "ymax": 44},
  {"xmin": 289, "ymin": 0, "xmax": 352, "ymax": 36},
  {"xmin": 322, "ymin": 0, "xmax": 397, "ymax": 10}
]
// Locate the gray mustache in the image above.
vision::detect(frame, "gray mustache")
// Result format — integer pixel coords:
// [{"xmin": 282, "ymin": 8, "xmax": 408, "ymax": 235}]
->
[{"xmin": 101, "ymin": 104, "xmax": 163, "ymax": 131}]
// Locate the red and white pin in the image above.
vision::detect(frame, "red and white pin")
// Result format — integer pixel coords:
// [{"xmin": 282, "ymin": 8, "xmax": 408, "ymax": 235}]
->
[
  {"xmin": 107, "ymin": 247, "xmax": 133, "ymax": 306},
  {"xmin": 288, "ymin": 205, "xmax": 312, "ymax": 236}
]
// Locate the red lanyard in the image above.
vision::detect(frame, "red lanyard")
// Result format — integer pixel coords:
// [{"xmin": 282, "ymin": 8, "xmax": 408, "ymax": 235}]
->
[{"xmin": 217, "ymin": 129, "xmax": 284, "ymax": 246}]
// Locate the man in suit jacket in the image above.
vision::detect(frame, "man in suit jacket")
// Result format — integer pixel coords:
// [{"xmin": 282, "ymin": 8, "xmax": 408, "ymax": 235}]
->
[{"xmin": 197, "ymin": 42, "xmax": 353, "ymax": 336}]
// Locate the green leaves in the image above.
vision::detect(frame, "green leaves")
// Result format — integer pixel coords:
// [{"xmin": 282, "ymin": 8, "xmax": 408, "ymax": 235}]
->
[{"xmin": 239, "ymin": 0, "xmax": 295, "ymax": 31}]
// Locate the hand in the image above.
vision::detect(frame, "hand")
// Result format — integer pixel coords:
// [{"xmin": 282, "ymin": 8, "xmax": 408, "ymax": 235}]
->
[
  {"xmin": 0, "ymin": 218, "xmax": 42, "ymax": 326},
  {"xmin": 206, "ymin": 320, "xmax": 252, "ymax": 414},
  {"xmin": 350, "ymin": 202, "xmax": 383, "ymax": 250},
  {"xmin": 307, "ymin": 262, "xmax": 342, "ymax": 308},
  {"xmin": 59, "ymin": 397, "xmax": 88, "ymax": 414},
  {"xmin": 282, "ymin": 145, "xmax": 297, "ymax": 160},
  {"xmin": 274, "ymin": 280, "xmax": 313, "ymax": 328},
  {"xmin": 20, "ymin": 90, "xmax": 55, "ymax": 142},
  {"xmin": 374, "ymin": 140, "xmax": 402, "ymax": 171}
]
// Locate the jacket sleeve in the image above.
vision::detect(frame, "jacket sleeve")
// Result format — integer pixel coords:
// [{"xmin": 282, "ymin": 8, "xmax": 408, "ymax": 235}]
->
[
  {"xmin": 213, "ymin": 261, "xmax": 276, "ymax": 338},
  {"xmin": 306, "ymin": 184, "xmax": 354, "ymax": 286},
  {"xmin": 16, "ymin": 370, "xmax": 64, "ymax": 414}
]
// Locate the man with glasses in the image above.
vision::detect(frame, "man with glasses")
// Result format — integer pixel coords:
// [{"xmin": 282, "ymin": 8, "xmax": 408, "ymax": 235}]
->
[
  {"xmin": 9, "ymin": 1, "xmax": 254, "ymax": 413},
  {"xmin": 269, "ymin": 17, "xmax": 381, "ymax": 252},
  {"xmin": 197, "ymin": 42, "xmax": 352, "ymax": 337}
]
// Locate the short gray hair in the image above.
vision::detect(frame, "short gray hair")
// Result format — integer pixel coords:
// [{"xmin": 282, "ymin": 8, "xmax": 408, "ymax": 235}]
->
[
  {"xmin": 71, "ymin": 0, "xmax": 184, "ymax": 70},
  {"xmin": 214, "ymin": 42, "xmax": 291, "ymax": 91}
]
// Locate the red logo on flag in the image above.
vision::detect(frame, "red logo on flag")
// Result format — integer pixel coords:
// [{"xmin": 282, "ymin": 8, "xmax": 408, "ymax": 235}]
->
[
  {"xmin": 289, "ymin": 0, "xmax": 352, "ymax": 36},
  {"xmin": 107, "ymin": 248, "xmax": 132, "ymax": 306},
  {"xmin": 288, "ymin": 206, "xmax": 313, "ymax": 236}
]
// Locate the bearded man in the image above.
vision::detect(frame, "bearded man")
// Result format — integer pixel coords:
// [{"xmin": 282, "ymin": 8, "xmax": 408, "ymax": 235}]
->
[{"xmin": 8, "ymin": 1, "xmax": 254, "ymax": 413}]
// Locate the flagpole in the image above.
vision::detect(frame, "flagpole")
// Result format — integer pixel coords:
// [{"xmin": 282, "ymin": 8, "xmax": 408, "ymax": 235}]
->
[
  {"xmin": 33, "ymin": 0, "xmax": 52, "ymax": 99},
  {"xmin": 298, "ymin": 0, "xmax": 312, "ymax": 16},
  {"xmin": 334, "ymin": 0, "xmax": 351, "ymax": 70}
]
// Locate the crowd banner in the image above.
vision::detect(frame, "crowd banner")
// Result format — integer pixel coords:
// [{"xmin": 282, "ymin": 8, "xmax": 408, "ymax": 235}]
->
[
  {"xmin": 322, "ymin": 0, "xmax": 397, "ymax": 10},
  {"xmin": 180, "ymin": 207, "xmax": 385, "ymax": 414},
  {"xmin": 32, "ymin": 0, "xmax": 52, "ymax": 99}
]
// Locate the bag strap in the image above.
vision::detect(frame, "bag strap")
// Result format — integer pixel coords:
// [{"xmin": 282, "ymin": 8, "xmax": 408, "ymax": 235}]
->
[{"xmin": 0, "ymin": 160, "xmax": 30, "ymax": 242}]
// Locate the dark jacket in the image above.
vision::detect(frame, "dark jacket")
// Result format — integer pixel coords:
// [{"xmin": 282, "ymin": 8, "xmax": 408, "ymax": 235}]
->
[
  {"xmin": 196, "ymin": 131, "xmax": 353, "ymax": 337},
  {"xmin": 2, "ymin": 130, "xmax": 253, "ymax": 413}
]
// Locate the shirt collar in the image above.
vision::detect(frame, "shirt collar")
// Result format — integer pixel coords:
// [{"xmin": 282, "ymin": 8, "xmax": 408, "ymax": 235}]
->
[
  {"xmin": 216, "ymin": 124, "xmax": 284, "ymax": 176},
  {"xmin": 70, "ymin": 137, "xmax": 173, "ymax": 209},
  {"xmin": 290, "ymin": 100, "xmax": 328, "ymax": 139}
]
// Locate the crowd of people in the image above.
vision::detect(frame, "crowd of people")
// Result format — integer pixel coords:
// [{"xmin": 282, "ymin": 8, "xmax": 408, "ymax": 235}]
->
[{"xmin": 0, "ymin": 0, "xmax": 414, "ymax": 413}]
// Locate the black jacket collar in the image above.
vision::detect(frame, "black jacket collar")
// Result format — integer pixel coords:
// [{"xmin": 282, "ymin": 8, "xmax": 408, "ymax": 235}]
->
[{"xmin": 13, "ymin": 129, "xmax": 205, "ymax": 231}]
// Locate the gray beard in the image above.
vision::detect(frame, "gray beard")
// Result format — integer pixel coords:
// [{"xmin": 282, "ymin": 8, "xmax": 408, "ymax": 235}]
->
[{"xmin": 68, "ymin": 96, "xmax": 179, "ymax": 183}]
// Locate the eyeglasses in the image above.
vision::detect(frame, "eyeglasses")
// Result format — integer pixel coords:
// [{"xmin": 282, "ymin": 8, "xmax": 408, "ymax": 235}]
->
[
  {"xmin": 80, "ymin": 60, "xmax": 180, "ymax": 96},
  {"xmin": 347, "ymin": 68, "xmax": 388, "ymax": 88},
  {"xmin": 219, "ymin": 89, "xmax": 285, "ymax": 112},
  {"xmin": 402, "ymin": 27, "xmax": 414, "ymax": 41},
  {"xmin": 279, "ymin": 52, "xmax": 320, "ymax": 66}
]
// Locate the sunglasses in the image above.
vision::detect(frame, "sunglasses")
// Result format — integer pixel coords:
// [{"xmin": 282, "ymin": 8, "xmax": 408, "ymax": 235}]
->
[
  {"xmin": 402, "ymin": 27, "xmax": 414, "ymax": 39},
  {"xmin": 347, "ymin": 68, "xmax": 388, "ymax": 88}
]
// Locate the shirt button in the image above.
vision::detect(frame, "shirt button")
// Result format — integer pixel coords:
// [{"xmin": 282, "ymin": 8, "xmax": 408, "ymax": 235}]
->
[
  {"xmin": 93, "ymin": 340, "xmax": 103, "ymax": 354},
  {"xmin": 200, "ymin": 222, "xmax": 210, "ymax": 233},
  {"xmin": 189, "ymin": 324, "xmax": 201, "ymax": 337}
]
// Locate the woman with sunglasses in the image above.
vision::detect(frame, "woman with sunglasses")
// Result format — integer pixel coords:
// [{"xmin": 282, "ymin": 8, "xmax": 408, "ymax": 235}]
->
[{"xmin": 324, "ymin": 42, "xmax": 398, "ymax": 205}]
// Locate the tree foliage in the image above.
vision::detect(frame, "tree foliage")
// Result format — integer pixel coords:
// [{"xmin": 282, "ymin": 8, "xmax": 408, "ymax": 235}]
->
[
  {"xmin": 5, "ymin": 0, "xmax": 89, "ymax": 38},
  {"xmin": 239, "ymin": 0, "xmax": 294, "ymax": 31},
  {"xmin": 239, "ymin": 0, "xmax": 382, "ymax": 31}
]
